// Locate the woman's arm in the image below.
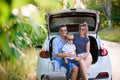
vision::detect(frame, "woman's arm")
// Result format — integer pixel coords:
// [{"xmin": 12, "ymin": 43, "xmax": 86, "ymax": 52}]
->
[
  {"xmin": 86, "ymin": 41, "xmax": 90, "ymax": 53},
  {"xmin": 82, "ymin": 41, "xmax": 90, "ymax": 59}
]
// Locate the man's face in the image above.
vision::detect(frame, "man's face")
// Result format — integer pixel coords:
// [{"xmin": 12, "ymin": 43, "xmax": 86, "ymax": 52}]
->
[{"xmin": 59, "ymin": 26, "xmax": 67, "ymax": 37}]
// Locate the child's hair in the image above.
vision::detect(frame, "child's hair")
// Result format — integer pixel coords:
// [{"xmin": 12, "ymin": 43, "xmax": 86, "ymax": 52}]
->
[{"xmin": 66, "ymin": 33, "xmax": 74, "ymax": 39}]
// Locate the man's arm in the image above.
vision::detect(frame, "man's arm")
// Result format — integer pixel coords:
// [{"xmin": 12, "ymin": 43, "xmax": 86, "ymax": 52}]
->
[
  {"xmin": 56, "ymin": 52, "xmax": 74, "ymax": 58},
  {"xmin": 52, "ymin": 38, "xmax": 75, "ymax": 58}
]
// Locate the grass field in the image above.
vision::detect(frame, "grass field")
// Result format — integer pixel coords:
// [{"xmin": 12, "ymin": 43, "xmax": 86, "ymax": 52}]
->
[
  {"xmin": 0, "ymin": 47, "xmax": 39, "ymax": 80},
  {"xmin": 98, "ymin": 28, "xmax": 120, "ymax": 43}
]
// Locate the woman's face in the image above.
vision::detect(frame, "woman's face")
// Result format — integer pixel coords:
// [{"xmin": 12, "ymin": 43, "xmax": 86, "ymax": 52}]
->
[{"xmin": 79, "ymin": 26, "xmax": 86, "ymax": 36}]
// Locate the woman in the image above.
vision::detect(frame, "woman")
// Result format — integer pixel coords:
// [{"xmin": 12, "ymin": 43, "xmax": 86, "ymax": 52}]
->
[{"xmin": 74, "ymin": 22, "xmax": 93, "ymax": 80}]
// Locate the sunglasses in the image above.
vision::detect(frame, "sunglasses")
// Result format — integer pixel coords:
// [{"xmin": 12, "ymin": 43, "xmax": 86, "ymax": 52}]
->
[
  {"xmin": 67, "ymin": 39, "xmax": 74, "ymax": 41},
  {"xmin": 79, "ymin": 28, "xmax": 85, "ymax": 31},
  {"xmin": 60, "ymin": 29, "xmax": 67, "ymax": 32}
]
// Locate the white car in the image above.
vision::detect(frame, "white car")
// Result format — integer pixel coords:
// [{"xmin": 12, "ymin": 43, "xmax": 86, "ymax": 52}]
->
[{"xmin": 36, "ymin": 8, "xmax": 112, "ymax": 80}]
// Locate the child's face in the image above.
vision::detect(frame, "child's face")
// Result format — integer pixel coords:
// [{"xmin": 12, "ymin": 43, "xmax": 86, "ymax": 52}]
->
[{"xmin": 67, "ymin": 37, "xmax": 74, "ymax": 44}]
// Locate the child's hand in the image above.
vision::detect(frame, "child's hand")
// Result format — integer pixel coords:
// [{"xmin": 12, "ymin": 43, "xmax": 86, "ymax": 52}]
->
[
  {"xmin": 65, "ymin": 59, "xmax": 68, "ymax": 64},
  {"xmin": 74, "ymin": 57, "xmax": 83, "ymax": 61},
  {"xmin": 74, "ymin": 57, "xmax": 79, "ymax": 61}
]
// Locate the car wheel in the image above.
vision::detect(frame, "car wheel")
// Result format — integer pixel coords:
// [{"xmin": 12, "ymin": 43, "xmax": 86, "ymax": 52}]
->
[{"xmin": 41, "ymin": 74, "xmax": 45, "ymax": 80}]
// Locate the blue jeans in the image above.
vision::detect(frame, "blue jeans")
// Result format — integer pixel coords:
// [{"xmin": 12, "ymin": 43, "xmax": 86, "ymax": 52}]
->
[
  {"xmin": 52, "ymin": 58, "xmax": 78, "ymax": 80},
  {"xmin": 52, "ymin": 58, "xmax": 67, "ymax": 70},
  {"xmin": 66, "ymin": 59, "xmax": 78, "ymax": 80}
]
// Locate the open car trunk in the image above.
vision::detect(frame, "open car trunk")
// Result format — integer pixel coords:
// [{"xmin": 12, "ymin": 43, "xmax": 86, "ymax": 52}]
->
[
  {"xmin": 49, "ymin": 36, "xmax": 98, "ymax": 64},
  {"xmin": 47, "ymin": 9, "xmax": 100, "ymax": 63}
]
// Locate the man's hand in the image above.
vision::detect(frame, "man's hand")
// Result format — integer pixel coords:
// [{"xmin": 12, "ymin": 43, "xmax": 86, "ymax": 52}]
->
[{"xmin": 66, "ymin": 52, "xmax": 75, "ymax": 58}]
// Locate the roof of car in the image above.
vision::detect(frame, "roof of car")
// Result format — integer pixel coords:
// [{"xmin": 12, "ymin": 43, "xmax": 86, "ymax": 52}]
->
[{"xmin": 48, "ymin": 8, "xmax": 99, "ymax": 15}]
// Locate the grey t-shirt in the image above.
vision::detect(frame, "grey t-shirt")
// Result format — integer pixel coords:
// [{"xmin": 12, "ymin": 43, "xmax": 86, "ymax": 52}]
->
[{"xmin": 73, "ymin": 34, "xmax": 89, "ymax": 55}]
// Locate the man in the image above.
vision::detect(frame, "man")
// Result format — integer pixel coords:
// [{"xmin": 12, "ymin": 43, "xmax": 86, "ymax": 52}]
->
[{"xmin": 52, "ymin": 25, "xmax": 78, "ymax": 80}]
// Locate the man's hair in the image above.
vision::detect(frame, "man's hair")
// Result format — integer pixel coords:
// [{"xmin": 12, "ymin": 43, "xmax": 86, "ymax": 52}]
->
[{"xmin": 59, "ymin": 25, "xmax": 67, "ymax": 30}]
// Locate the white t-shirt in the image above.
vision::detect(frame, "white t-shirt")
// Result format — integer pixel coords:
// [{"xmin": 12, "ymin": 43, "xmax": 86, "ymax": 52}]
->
[{"xmin": 62, "ymin": 43, "xmax": 76, "ymax": 59}]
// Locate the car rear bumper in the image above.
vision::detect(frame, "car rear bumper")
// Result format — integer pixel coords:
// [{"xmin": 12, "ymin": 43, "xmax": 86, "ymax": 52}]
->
[
  {"xmin": 37, "ymin": 55, "xmax": 112, "ymax": 80},
  {"xmin": 87, "ymin": 56, "xmax": 112, "ymax": 80}
]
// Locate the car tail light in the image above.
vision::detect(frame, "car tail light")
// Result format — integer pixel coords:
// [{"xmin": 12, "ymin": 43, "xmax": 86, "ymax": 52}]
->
[
  {"xmin": 101, "ymin": 47, "xmax": 108, "ymax": 56},
  {"xmin": 96, "ymin": 72, "xmax": 109, "ymax": 79},
  {"xmin": 39, "ymin": 49, "xmax": 49, "ymax": 58}
]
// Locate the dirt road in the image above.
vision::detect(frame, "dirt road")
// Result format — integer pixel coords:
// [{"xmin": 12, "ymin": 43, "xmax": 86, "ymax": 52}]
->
[{"xmin": 102, "ymin": 40, "xmax": 120, "ymax": 80}]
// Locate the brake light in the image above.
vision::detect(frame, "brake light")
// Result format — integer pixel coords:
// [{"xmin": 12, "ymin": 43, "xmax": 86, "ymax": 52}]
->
[
  {"xmin": 101, "ymin": 47, "xmax": 108, "ymax": 56},
  {"xmin": 96, "ymin": 72, "xmax": 109, "ymax": 79},
  {"xmin": 39, "ymin": 49, "xmax": 49, "ymax": 58}
]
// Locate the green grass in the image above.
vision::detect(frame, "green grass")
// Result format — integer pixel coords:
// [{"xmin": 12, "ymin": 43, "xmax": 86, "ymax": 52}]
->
[
  {"xmin": 0, "ymin": 47, "xmax": 39, "ymax": 80},
  {"xmin": 98, "ymin": 28, "xmax": 120, "ymax": 43}
]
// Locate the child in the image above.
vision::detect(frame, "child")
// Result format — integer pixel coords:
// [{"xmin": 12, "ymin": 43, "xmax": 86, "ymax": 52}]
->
[
  {"xmin": 62, "ymin": 33, "xmax": 76, "ymax": 80},
  {"xmin": 62, "ymin": 33, "xmax": 76, "ymax": 63}
]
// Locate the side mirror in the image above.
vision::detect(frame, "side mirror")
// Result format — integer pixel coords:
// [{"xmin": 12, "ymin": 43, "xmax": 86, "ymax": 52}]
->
[{"xmin": 35, "ymin": 45, "xmax": 42, "ymax": 49}]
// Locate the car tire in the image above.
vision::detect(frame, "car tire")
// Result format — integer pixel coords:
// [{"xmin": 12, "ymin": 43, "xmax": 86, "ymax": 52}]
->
[{"xmin": 41, "ymin": 74, "xmax": 45, "ymax": 80}]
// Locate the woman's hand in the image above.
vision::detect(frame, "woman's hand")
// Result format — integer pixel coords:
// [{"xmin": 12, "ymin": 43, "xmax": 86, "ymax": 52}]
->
[{"xmin": 82, "ymin": 53, "xmax": 89, "ymax": 59}]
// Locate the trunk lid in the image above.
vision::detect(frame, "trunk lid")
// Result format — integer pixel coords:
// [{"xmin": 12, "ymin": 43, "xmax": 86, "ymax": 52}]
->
[{"xmin": 46, "ymin": 9, "xmax": 100, "ymax": 35}]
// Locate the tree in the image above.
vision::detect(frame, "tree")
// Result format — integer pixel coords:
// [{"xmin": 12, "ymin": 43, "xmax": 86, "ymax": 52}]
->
[
  {"xmin": 0, "ymin": 0, "xmax": 47, "ymax": 62},
  {"xmin": 74, "ymin": 0, "xmax": 86, "ymax": 9},
  {"xmin": 99, "ymin": 0, "xmax": 112, "ymax": 29},
  {"xmin": 85, "ymin": 0, "xmax": 100, "ymax": 11},
  {"xmin": 111, "ymin": 0, "xmax": 120, "ymax": 26}
]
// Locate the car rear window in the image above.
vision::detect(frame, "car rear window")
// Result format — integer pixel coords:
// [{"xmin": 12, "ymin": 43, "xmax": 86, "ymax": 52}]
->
[{"xmin": 49, "ymin": 13, "xmax": 96, "ymax": 32}]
